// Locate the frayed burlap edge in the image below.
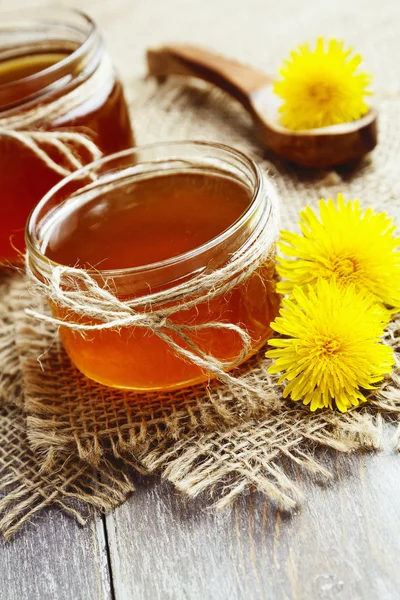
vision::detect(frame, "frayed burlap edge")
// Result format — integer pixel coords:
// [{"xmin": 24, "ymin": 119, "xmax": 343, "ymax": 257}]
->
[
  {"xmin": 0, "ymin": 271, "xmax": 24, "ymax": 407},
  {"xmin": 139, "ymin": 409, "xmax": 383, "ymax": 510},
  {"xmin": 0, "ymin": 273, "xmax": 141, "ymax": 540},
  {"xmin": 0, "ymin": 402, "xmax": 136, "ymax": 540}
]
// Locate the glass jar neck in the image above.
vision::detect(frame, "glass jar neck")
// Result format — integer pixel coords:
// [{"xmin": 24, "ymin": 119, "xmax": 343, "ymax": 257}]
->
[
  {"xmin": 27, "ymin": 142, "xmax": 274, "ymax": 296},
  {"xmin": 0, "ymin": 8, "xmax": 103, "ymax": 114}
]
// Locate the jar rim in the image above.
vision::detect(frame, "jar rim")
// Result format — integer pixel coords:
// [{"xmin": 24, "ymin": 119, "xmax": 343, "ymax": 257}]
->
[
  {"xmin": 0, "ymin": 8, "xmax": 97, "ymax": 110},
  {"xmin": 26, "ymin": 141, "xmax": 271, "ymax": 279}
]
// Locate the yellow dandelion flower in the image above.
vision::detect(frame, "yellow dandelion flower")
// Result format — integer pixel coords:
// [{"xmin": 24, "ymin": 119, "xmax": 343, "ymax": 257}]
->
[
  {"xmin": 266, "ymin": 279, "xmax": 394, "ymax": 412},
  {"xmin": 277, "ymin": 194, "xmax": 400, "ymax": 310},
  {"xmin": 274, "ymin": 38, "xmax": 372, "ymax": 130}
]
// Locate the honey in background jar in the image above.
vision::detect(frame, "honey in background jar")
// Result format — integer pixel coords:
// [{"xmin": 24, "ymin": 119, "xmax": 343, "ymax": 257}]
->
[{"xmin": 0, "ymin": 9, "xmax": 134, "ymax": 261}]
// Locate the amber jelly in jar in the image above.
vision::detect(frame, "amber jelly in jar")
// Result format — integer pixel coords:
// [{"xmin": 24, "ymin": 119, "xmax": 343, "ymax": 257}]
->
[
  {"xmin": 0, "ymin": 8, "xmax": 133, "ymax": 261},
  {"xmin": 26, "ymin": 141, "xmax": 280, "ymax": 391}
]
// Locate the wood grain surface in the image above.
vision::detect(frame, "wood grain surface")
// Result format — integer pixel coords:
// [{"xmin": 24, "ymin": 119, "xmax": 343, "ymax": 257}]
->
[
  {"xmin": 1, "ymin": 509, "xmax": 111, "ymax": 600},
  {"xmin": 2, "ymin": 426, "xmax": 399, "ymax": 600},
  {"xmin": 105, "ymin": 428, "xmax": 400, "ymax": 600}
]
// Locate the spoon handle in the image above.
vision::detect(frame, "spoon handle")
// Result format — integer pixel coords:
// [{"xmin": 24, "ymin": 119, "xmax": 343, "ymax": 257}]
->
[{"xmin": 147, "ymin": 45, "xmax": 271, "ymax": 113}]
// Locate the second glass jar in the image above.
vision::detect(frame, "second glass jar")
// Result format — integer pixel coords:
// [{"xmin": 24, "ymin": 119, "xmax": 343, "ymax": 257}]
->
[{"xmin": 0, "ymin": 8, "xmax": 134, "ymax": 261}]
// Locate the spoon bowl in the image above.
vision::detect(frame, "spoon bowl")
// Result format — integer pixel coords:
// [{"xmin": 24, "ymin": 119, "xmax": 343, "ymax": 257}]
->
[{"xmin": 147, "ymin": 44, "xmax": 377, "ymax": 169}]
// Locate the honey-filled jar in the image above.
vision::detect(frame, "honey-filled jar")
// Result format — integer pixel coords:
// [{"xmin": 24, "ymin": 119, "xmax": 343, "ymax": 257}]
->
[
  {"xmin": 0, "ymin": 8, "xmax": 134, "ymax": 261},
  {"xmin": 26, "ymin": 142, "xmax": 280, "ymax": 392}
]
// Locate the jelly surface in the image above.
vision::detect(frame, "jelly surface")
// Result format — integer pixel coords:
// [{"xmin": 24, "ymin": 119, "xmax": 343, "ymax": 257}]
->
[
  {"xmin": 44, "ymin": 172, "xmax": 280, "ymax": 391},
  {"xmin": 0, "ymin": 50, "xmax": 133, "ymax": 261}
]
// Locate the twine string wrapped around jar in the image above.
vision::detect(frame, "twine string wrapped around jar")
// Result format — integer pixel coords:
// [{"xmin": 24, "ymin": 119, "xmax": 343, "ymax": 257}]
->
[
  {"xmin": 0, "ymin": 50, "xmax": 114, "ymax": 175},
  {"xmin": 25, "ymin": 175, "xmax": 280, "ymax": 393}
]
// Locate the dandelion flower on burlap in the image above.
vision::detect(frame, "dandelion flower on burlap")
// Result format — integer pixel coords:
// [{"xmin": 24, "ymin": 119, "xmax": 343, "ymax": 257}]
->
[
  {"xmin": 274, "ymin": 38, "xmax": 372, "ymax": 130},
  {"xmin": 277, "ymin": 194, "xmax": 400, "ymax": 310},
  {"xmin": 266, "ymin": 279, "xmax": 394, "ymax": 412}
]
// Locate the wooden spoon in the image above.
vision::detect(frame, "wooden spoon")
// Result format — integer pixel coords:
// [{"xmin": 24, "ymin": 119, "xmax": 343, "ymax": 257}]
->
[{"xmin": 147, "ymin": 44, "xmax": 378, "ymax": 169}]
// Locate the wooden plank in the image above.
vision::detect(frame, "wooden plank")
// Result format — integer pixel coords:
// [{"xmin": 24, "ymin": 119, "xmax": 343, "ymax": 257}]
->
[
  {"xmin": 105, "ymin": 426, "xmax": 400, "ymax": 600},
  {"xmin": 0, "ymin": 510, "xmax": 112, "ymax": 600}
]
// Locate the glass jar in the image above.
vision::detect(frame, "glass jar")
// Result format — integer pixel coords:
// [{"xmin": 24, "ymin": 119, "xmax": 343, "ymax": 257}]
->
[
  {"xmin": 26, "ymin": 141, "xmax": 280, "ymax": 392},
  {"xmin": 0, "ymin": 8, "xmax": 134, "ymax": 262}
]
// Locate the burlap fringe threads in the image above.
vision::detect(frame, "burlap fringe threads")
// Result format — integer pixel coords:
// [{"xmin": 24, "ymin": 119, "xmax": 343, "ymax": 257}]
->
[{"xmin": 0, "ymin": 273, "xmax": 144, "ymax": 541}]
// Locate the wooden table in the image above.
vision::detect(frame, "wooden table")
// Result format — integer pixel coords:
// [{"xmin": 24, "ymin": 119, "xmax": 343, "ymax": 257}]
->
[{"xmin": 2, "ymin": 426, "xmax": 399, "ymax": 600}]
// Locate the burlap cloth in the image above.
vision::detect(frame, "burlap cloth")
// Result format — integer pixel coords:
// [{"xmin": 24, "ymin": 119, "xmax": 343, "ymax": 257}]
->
[{"xmin": 1, "ymin": 0, "xmax": 400, "ymax": 538}]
